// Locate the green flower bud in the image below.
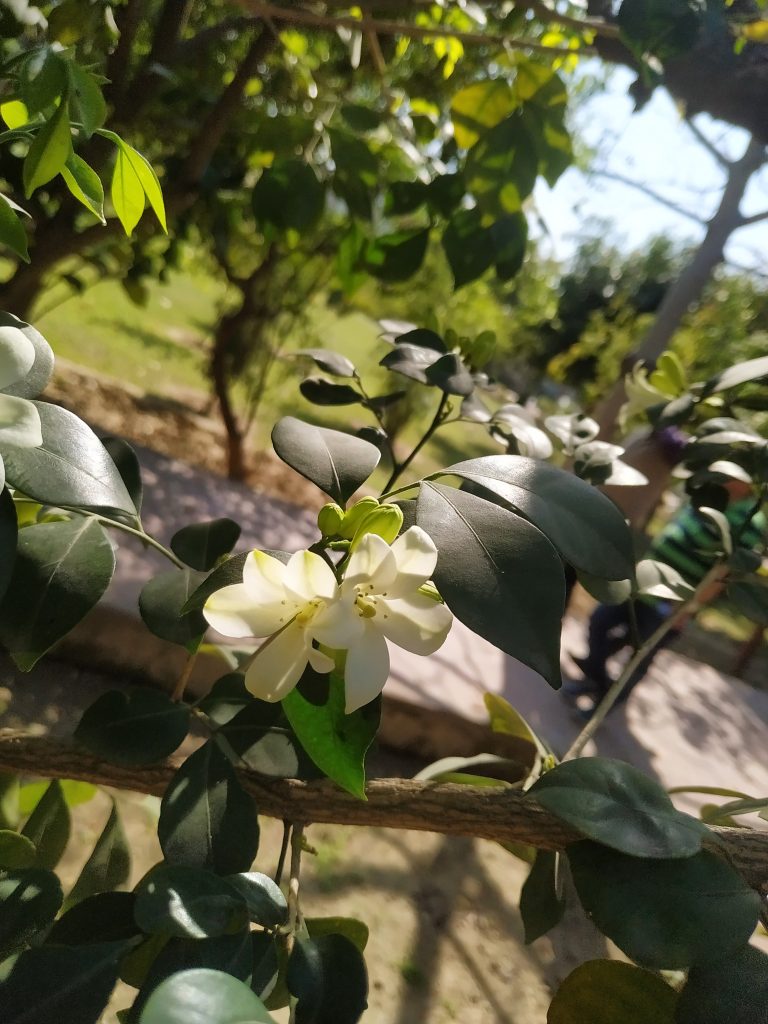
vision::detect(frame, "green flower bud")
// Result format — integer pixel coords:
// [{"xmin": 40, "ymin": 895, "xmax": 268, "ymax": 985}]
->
[
  {"xmin": 418, "ymin": 580, "xmax": 444, "ymax": 603},
  {"xmin": 317, "ymin": 502, "xmax": 345, "ymax": 537},
  {"xmin": 338, "ymin": 496, "xmax": 379, "ymax": 539},
  {"xmin": 350, "ymin": 503, "xmax": 404, "ymax": 548}
]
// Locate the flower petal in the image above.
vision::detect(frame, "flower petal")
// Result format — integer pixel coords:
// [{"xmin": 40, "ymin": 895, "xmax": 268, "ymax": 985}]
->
[
  {"xmin": 387, "ymin": 526, "xmax": 438, "ymax": 595},
  {"xmin": 310, "ymin": 593, "xmax": 366, "ymax": 648},
  {"xmin": 344, "ymin": 623, "xmax": 389, "ymax": 713},
  {"xmin": 243, "ymin": 550, "xmax": 289, "ymax": 605},
  {"xmin": 0, "ymin": 326, "xmax": 35, "ymax": 390},
  {"xmin": 344, "ymin": 533, "xmax": 397, "ymax": 592},
  {"xmin": 244, "ymin": 621, "xmax": 310, "ymax": 702},
  {"xmin": 284, "ymin": 549, "xmax": 338, "ymax": 602},
  {"xmin": 204, "ymin": 582, "xmax": 286, "ymax": 638},
  {"xmin": 377, "ymin": 593, "xmax": 453, "ymax": 655},
  {"xmin": 308, "ymin": 646, "xmax": 335, "ymax": 674},
  {"xmin": 0, "ymin": 394, "xmax": 42, "ymax": 449}
]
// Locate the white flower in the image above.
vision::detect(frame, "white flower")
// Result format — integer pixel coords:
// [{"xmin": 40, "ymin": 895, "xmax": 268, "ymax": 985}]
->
[
  {"xmin": 0, "ymin": 325, "xmax": 43, "ymax": 487},
  {"xmin": 203, "ymin": 526, "xmax": 453, "ymax": 713}
]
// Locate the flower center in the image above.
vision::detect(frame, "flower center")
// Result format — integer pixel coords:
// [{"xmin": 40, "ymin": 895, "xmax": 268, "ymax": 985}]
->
[
  {"xmin": 295, "ymin": 598, "xmax": 325, "ymax": 626},
  {"xmin": 355, "ymin": 595, "xmax": 378, "ymax": 619}
]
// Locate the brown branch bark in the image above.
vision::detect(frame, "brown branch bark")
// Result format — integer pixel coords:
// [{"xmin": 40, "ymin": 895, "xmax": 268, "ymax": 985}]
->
[{"xmin": 0, "ymin": 732, "xmax": 765, "ymax": 897}]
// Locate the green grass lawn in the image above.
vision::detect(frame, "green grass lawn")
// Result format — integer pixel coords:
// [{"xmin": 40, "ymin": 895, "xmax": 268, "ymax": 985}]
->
[{"xmin": 33, "ymin": 265, "xmax": 499, "ymax": 481}]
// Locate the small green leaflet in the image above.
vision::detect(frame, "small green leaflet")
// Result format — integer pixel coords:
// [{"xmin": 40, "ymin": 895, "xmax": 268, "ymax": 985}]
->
[
  {"xmin": 0, "ymin": 194, "xmax": 30, "ymax": 262},
  {"xmin": 98, "ymin": 129, "xmax": 167, "ymax": 235},
  {"xmin": 60, "ymin": 153, "xmax": 105, "ymax": 222},
  {"xmin": 23, "ymin": 96, "xmax": 73, "ymax": 197}
]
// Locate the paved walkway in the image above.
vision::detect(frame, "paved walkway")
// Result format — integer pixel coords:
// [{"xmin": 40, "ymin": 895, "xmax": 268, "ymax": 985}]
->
[{"xmin": 105, "ymin": 446, "xmax": 768, "ymax": 819}]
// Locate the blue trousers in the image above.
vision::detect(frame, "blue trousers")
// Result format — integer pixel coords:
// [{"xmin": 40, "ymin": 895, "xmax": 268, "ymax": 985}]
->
[{"xmin": 579, "ymin": 601, "xmax": 673, "ymax": 702}]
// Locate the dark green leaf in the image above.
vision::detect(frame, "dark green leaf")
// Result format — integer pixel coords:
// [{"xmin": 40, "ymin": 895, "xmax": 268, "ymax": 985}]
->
[
  {"xmin": 170, "ymin": 518, "xmax": 241, "ymax": 572},
  {"xmin": 101, "ymin": 437, "xmax": 143, "ymax": 514},
  {"xmin": 576, "ymin": 570, "xmax": 633, "ymax": 606},
  {"xmin": 21, "ymin": 779, "xmax": 70, "ymax": 870},
  {"xmin": 417, "ymin": 482, "xmax": 564, "ymax": 687},
  {"xmin": 0, "ymin": 193, "xmax": 30, "ymax": 261},
  {"xmin": 75, "ymin": 687, "xmax": 190, "ymax": 767},
  {"xmin": 547, "ymin": 959, "xmax": 677, "ymax": 1023},
  {"xmin": 66, "ymin": 62, "xmax": 106, "ymax": 136},
  {"xmin": 66, "ymin": 800, "xmax": 130, "ymax": 907},
  {"xmin": 618, "ymin": 0, "xmax": 706, "ymax": 59},
  {"xmin": 491, "ymin": 212, "xmax": 528, "ymax": 280},
  {"xmin": 427, "ymin": 172, "xmax": 465, "ymax": 217},
  {"xmin": 139, "ymin": 568, "xmax": 208, "ymax": 652},
  {"xmin": 424, "ymin": 352, "xmax": 474, "ymax": 396},
  {"xmin": 251, "ymin": 931, "xmax": 280, "ymax": 1000},
  {"xmin": 520, "ymin": 851, "xmax": 564, "ymax": 944},
  {"xmin": 218, "ymin": 700, "xmax": 302, "ymax": 778},
  {"xmin": 300, "ymin": 378, "xmax": 363, "ymax": 407},
  {"xmin": 226, "ymin": 872, "xmax": 288, "ymax": 927},
  {"xmin": 283, "ymin": 668, "xmax": 380, "ymax": 800},
  {"xmin": 379, "ymin": 342, "xmax": 442, "ymax": 384},
  {"xmin": 296, "ymin": 349, "xmax": 357, "ymax": 378},
  {"xmin": 47, "ymin": 891, "xmax": 140, "ymax": 945},
  {"xmin": 391, "ymin": 328, "xmax": 445, "ymax": 352},
  {"xmin": 385, "ymin": 180, "xmax": 428, "ymax": 215},
  {"xmin": 0, "ymin": 829, "xmax": 35, "ymax": 869},
  {"xmin": 158, "ymin": 740, "xmax": 259, "ymax": 874},
  {"xmin": 19, "ymin": 49, "xmax": 67, "ymax": 114},
  {"xmin": 61, "ymin": 152, "xmax": 105, "ymax": 221},
  {"xmin": 442, "ymin": 208, "xmax": 493, "ymax": 288},
  {"xmin": 675, "ymin": 944, "xmax": 768, "ymax": 1024},
  {"xmin": 365, "ymin": 229, "xmax": 429, "ymax": 282},
  {"xmin": 139, "ymin": 968, "xmax": 275, "ymax": 1024},
  {"xmin": 529, "ymin": 758, "xmax": 706, "ymax": 858},
  {"xmin": 252, "ymin": 160, "xmax": 325, "ymax": 232},
  {"xmin": 568, "ymin": 842, "xmax": 759, "ymax": 969},
  {"xmin": 271, "ymin": 417, "xmax": 380, "ymax": 505},
  {"xmin": 23, "ymin": 94, "xmax": 72, "ymax": 196},
  {"xmin": 0, "ymin": 314, "xmax": 54, "ymax": 400},
  {"xmin": 0, "ymin": 488, "xmax": 18, "ymax": 603},
  {"xmin": 0, "ymin": 517, "xmax": 116, "ymax": 670},
  {"xmin": 196, "ymin": 673, "xmax": 251, "ymax": 726},
  {"xmin": 340, "ymin": 104, "xmax": 381, "ymax": 132},
  {"xmin": 134, "ymin": 865, "xmax": 248, "ymax": 940},
  {"xmin": 0, "ymin": 868, "xmax": 63, "ymax": 956},
  {"xmin": 0, "ymin": 941, "xmax": 125, "ymax": 1024},
  {"xmin": 2, "ymin": 402, "xmax": 135, "ymax": 515},
  {"xmin": 436, "ymin": 455, "xmax": 634, "ymax": 580},
  {"xmin": 465, "ymin": 115, "xmax": 538, "ymax": 217},
  {"xmin": 287, "ymin": 934, "xmax": 368, "ymax": 1024}
]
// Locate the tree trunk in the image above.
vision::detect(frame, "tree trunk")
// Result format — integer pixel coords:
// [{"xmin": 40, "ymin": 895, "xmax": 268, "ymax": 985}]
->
[{"xmin": 210, "ymin": 311, "xmax": 249, "ymax": 481}]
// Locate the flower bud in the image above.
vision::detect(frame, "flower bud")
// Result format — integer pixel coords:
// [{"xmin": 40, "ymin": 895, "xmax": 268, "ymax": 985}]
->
[
  {"xmin": 351, "ymin": 503, "xmax": 404, "ymax": 547},
  {"xmin": 317, "ymin": 502, "xmax": 345, "ymax": 537},
  {"xmin": 338, "ymin": 496, "xmax": 379, "ymax": 539}
]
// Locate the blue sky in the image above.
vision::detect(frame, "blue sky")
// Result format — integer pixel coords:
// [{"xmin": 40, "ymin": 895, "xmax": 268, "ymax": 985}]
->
[{"xmin": 533, "ymin": 67, "xmax": 768, "ymax": 271}]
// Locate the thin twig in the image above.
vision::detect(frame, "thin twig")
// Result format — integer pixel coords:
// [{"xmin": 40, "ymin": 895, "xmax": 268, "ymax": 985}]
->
[
  {"xmin": 275, "ymin": 821, "xmax": 291, "ymax": 886},
  {"xmin": 685, "ymin": 117, "xmax": 733, "ymax": 170},
  {"xmin": 383, "ymin": 392, "xmax": 450, "ymax": 492},
  {"xmin": 590, "ymin": 168, "xmax": 706, "ymax": 226},
  {"xmin": 171, "ymin": 650, "xmax": 199, "ymax": 702},
  {"xmin": 60, "ymin": 507, "xmax": 188, "ymax": 570}
]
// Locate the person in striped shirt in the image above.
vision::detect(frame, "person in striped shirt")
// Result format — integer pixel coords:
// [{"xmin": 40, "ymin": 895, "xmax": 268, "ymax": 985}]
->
[{"xmin": 569, "ymin": 476, "xmax": 766, "ymax": 717}]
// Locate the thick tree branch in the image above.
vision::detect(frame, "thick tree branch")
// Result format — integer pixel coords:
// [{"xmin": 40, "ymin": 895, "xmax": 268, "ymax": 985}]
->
[
  {"xmin": 738, "ymin": 208, "xmax": 768, "ymax": 227},
  {"xmin": 685, "ymin": 117, "xmax": 732, "ymax": 170},
  {"xmin": 0, "ymin": 733, "xmax": 765, "ymax": 897},
  {"xmin": 236, "ymin": 1, "xmax": 597, "ymax": 56}
]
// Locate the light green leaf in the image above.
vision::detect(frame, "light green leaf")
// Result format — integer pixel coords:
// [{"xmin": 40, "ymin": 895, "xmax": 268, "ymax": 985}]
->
[
  {"xmin": 23, "ymin": 96, "xmax": 72, "ymax": 197},
  {"xmin": 101, "ymin": 129, "xmax": 166, "ymax": 232},
  {"xmin": 61, "ymin": 153, "xmax": 105, "ymax": 222},
  {"xmin": 0, "ymin": 194, "xmax": 30, "ymax": 262},
  {"xmin": 1, "ymin": 100, "xmax": 29, "ymax": 129},
  {"xmin": 451, "ymin": 80, "xmax": 517, "ymax": 149}
]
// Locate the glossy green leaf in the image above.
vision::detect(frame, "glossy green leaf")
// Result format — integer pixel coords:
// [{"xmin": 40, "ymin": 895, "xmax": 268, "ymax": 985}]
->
[
  {"xmin": 101, "ymin": 129, "xmax": 166, "ymax": 233},
  {"xmin": 300, "ymin": 378, "xmax": 363, "ymax": 407},
  {"xmin": 158, "ymin": 740, "xmax": 259, "ymax": 874},
  {"xmin": 282, "ymin": 668, "xmax": 380, "ymax": 800},
  {"xmin": 520, "ymin": 851, "xmax": 564, "ymax": 944},
  {"xmin": 0, "ymin": 314, "xmax": 54, "ymax": 400},
  {"xmin": 271, "ymin": 417, "xmax": 380, "ymax": 505},
  {"xmin": 0, "ymin": 868, "xmax": 62, "ymax": 956},
  {"xmin": 139, "ymin": 968, "xmax": 275, "ymax": 1024},
  {"xmin": 226, "ymin": 872, "xmax": 288, "ymax": 928},
  {"xmin": 170, "ymin": 518, "xmax": 241, "ymax": 572},
  {"xmin": 0, "ymin": 941, "xmax": 125, "ymax": 1024},
  {"xmin": 47, "ymin": 891, "xmax": 140, "ymax": 945},
  {"xmin": 287, "ymin": 934, "xmax": 368, "ymax": 1024},
  {"xmin": 417, "ymin": 482, "xmax": 564, "ymax": 687},
  {"xmin": 21, "ymin": 779, "xmax": 70, "ymax": 870},
  {"xmin": 0, "ymin": 193, "xmax": 30, "ymax": 261},
  {"xmin": 568, "ymin": 842, "xmax": 759, "ymax": 969},
  {"xmin": 547, "ymin": 959, "xmax": 677, "ymax": 1023},
  {"xmin": 23, "ymin": 94, "xmax": 72, "ymax": 196},
  {"xmin": 196, "ymin": 673, "xmax": 251, "ymax": 726},
  {"xmin": 139, "ymin": 568, "xmax": 208, "ymax": 652},
  {"xmin": 0, "ymin": 829, "xmax": 35, "ymax": 869},
  {"xmin": 424, "ymin": 353, "xmax": 474, "ymax": 396},
  {"xmin": 0, "ymin": 488, "xmax": 18, "ymax": 603},
  {"xmin": 365, "ymin": 229, "xmax": 429, "ymax": 282},
  {"xmin": 100, "ymin": 436, "xmax": 143, "ymax": 514},
  {"xmin": 66, "ymin": 800, "xmax": 130, "ymax": 907},
  {"xmin": 451, "ymin": 80, "xmax": 517, "ymax": 149},
  {"xmin": 379, "ymin": 342, "xmax": 442, "ymax": 384},
  {"xmin": 435, "ymin": 455, "xmax": 634, "ymax": 580},
  {"xmin": 0, "ymin": 516, "xmax": 115, "ymax": 670},
  {"xmin": 675, "ymin": 943, "xmax": 768, "ymax": 1024},
  {"xmin": 295, "ymin": 349, "xmax": 356, "ymax": 379},
  {"xmin": 76, "ymin": 687, "xmax": 190, "ymax": 766},
  {"xmin": 1, "ymin": 401, "xmax": 135, "ymax": 514},
  {"xmin": 66, "ymin": 62, "xmax": 106, "ymax": 135},
  {"xmin": 706, "ymin": 355, "xmax": 768, "ymax": 394},
  {"xmin": 529, "ymin": 758, "xmax": 706, "ymax": 858},
  {"xmin": 134, "ymin": 865, "xmax": 248, "ymax": 939},
  {"xmin": 19, "ymin": 48, "xmax": 67, "ymax": 114},
  {"xmin": 218, "ymin": 699, "xmax": 301, "ymax": 778},
  {"xmin": 60, "ymin": 152, "xmax": 105, "ymax": 221}
]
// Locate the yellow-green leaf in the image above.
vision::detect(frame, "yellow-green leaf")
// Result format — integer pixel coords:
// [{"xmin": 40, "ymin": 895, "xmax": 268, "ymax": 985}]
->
[
  {"xmin": 0, "ymin": 194, "xmax": 30, "ymax": 262},
  {"xmin": 101, "ymin": 130, "xmax": 166, "ymax": 233},
  {"xmin": 23, "ymin": 98, "xmax": 72, "ymax": 197},
  {"xmin": 61, "ymin": 153, "xmax": 105, "ymax": 222},
  {"xmin": 1, "ymin": 100, "xmax": 29, "ymax": 129},
  {"xmin": 742, "ymin": 19, "xmax": 768, "ymax": 42},
  {"xmin": 450, "ymin": 80, "xmax": 517, "ymax": 149},
  {"xmin": 111, "ymin": 145, "xmax": 145, "ymax": 235}
]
